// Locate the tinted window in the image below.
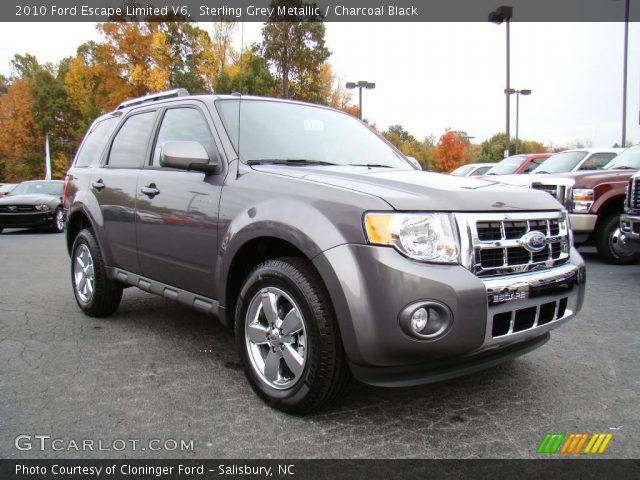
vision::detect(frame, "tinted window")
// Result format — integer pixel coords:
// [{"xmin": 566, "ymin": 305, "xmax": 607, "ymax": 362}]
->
[
  {"xmin": 579, "ymin": 152, "xmax": 616, "ymax": 170},
  {"xmin": 532, "ymin": 151, "xmax": 586, "ymax": 173},
  {"xmin": 605, "ymin": 145, "xmax": 640, "ymax": 170},
  {"xmin": 153, "ymin": 108, "xmax": 215, "ymax": 166},
  {"xmin": 471, "ymin": 166, "xmax": 492, "ymax": 176},
  {"xmin": 216, "ymin": 99, "xmax": 409, "ymax": 169},
  {"xmin": 450, "ymin": 164, "xmax": 474, "ymax": 176},
  {"xmin": 108, "ymin": 111, "xmax": 156, "ymax": 168},
  {"xmin": 8, "ymin": 181, "xmax": 63, "ymax": 196},
  {"xmin": 74, "ymin": 117, "xmax": 118, "ymax": 167},
  {"xmin": 485, "ymin": 155, "xmax": 527, "ymax": 175}
]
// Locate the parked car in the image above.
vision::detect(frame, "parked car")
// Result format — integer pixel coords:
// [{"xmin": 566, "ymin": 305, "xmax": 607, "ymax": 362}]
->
[
  {"xmin": 486, "ymin": 148, "xmax": 625, "ymax": 189},
  {"xmin": 484, "ymin": 153, "xmax": 553, "ymax": 175},
  {"xmin": 64, "ymin": 90, "xmax": 585, "ymax": 413},
  {"xmin": 0, "ymin": 180, "xmax": 64, "ymax": 234},
  {"xmin": 531, "ymin": 144, "xmax": 640, "ymax": 264},
  {"xmin": 0, "ymin": 183, "xmax": 17, "ymax": 197},
  {"xmin": 450, "ymin": 162, "xmax": 495, "ymax": 177},
  {"xmin": 532, "ymin": 148, "xmax": 624, "ymax": 174},
  {"xmin": 619, "ymin": 170, "xmax": 640, "ymax": 253}
]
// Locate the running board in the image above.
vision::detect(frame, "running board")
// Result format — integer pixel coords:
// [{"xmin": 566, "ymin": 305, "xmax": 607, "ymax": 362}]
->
[{"xmin": 106, "ymin": 267, "xmax": 219, "ymax": 317}]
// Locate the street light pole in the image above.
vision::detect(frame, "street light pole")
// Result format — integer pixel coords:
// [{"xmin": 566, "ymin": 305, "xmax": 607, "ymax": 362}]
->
[
  {"xmin": 346, "ymin": 81, "xmax": 376, "ymax": 120},
  {"xmin": 489, "ymin": 6, "xmax": 513, "ymax": 158},
  {"xmin": 622, "ymin": 0, "xmax": 629, "ymax": 147},
  {"xmin": 512, "ymin": 89, "xmax": 531, "ymax": 154}
]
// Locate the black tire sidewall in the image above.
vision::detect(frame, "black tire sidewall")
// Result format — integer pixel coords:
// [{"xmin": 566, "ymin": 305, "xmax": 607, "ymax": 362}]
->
[
  {"xmin": 235, "ymin": 261, "xmax": 327, "ymax": 411},
  {"xmin": 596, "ymin": 214, "xmax": 639, "ymax": 265}
]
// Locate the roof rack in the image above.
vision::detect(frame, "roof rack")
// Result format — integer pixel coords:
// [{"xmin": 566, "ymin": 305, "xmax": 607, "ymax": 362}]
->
[{"xmin": 116, "ymin": 88, "xmax": 190, "ymax": 110}]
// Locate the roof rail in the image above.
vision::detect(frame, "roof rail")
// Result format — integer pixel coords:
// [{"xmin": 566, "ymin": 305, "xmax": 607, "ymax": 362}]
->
[{"xmin": 116, "ymin": 88, "xmax": 190, "ymax": 110}]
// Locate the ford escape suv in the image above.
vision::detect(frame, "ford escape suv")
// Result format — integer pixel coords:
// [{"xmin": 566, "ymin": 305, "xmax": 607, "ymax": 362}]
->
[{"xmin": 64, "ymin": 89, "xmax": 586, "ymax": 413}]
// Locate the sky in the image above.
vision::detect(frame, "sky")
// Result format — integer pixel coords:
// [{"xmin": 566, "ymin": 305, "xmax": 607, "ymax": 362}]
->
[{"xmin": 0, "ymin": 21, "xmax": 638, "ymax": 148}]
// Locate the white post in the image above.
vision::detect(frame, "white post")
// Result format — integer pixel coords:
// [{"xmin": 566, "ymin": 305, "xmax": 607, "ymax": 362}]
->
[{"xmin": 44, "ymin": 133, "xmax": 52, "ymax": 180}]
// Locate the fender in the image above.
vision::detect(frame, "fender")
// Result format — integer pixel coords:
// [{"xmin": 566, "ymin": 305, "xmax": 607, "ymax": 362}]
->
[
  {"xmin": 66, "ymin": 194, "xmax": 109, "ymax": 263},
  {"xmin": 215, "ymin": 197, "xmax": 356, "ymax": 306},
  {"xmin": 592, "ymin": 181, "xmax": 627, "ymax": 214}
]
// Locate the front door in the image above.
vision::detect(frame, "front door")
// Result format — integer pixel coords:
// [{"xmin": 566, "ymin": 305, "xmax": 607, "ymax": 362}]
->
[{"xmin": 135, "ymin": 105, "xmax": 224, "ymax": 298}]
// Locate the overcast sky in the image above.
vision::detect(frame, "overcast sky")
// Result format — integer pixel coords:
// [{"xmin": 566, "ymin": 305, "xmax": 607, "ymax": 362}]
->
[{"xmin": 0, "ymin": 21, "xmax": 638, "ymax": 148}]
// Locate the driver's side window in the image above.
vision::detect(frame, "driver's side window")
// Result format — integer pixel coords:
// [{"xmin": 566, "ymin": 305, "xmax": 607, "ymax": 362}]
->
[{"xmin": 152, "ymin": 108, "xmax": 216, "ymax": 166}]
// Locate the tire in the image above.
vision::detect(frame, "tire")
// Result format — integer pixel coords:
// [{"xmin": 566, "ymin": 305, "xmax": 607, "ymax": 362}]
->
[
  {"xmin": 595, "ymin": 214, "xmax": 639, "ymax": 265},
  {"xmin": 71, "ymin": 229, "xmax": 123, "ymax": 317},
  {"xmin": 0, "ymin": 227, "xmax": 3, "ymax": 234},
  {"xmin": 235, "ymin": 257, "xmax": 350, "ymax": 414},
  {"xmin": 51, "ymin": 207, "xmax": 64, "ymax": 233}
]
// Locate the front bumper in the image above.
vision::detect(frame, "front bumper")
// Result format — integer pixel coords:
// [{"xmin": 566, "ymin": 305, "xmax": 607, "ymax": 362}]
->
[
  {"xmin": 0, "ymin": 211, "xmax": 55, "ymax": 229},
  {"xmin": 620, "ymin": 213, "xmax": 640, "ymax": 252},
  {"xmin": 313, "ymin": 244, "xmax": 585, "ymax": 386},
  {"xmin": 569, "ymin": 213, "xmax": 597, "ymax": 233}
]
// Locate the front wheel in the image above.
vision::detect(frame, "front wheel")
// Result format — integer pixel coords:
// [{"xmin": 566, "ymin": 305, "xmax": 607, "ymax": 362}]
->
[
  {"xmin": 235, "ymin": 257, "xmax": 350, "ymax": 414},
  {"xmin": 595, "ymin": 214, "xmax": 639, "ymax": 265},
  {"xmin": 51, "ymin": 207, "xmax": 64, "ymax": 233},
  {"xmin": 71, "ymin": 229, "xmax": 123, "ymax": 317}
]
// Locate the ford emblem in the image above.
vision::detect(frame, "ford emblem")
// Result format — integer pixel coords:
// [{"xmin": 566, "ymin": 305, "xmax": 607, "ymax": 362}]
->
[{"xmin": 521, "ymin": 231, "xmax": 547, "ymax": 253}]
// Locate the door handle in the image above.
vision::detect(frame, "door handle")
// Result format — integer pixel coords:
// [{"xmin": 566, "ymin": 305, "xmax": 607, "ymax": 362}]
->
[
  {"xmin": 91, "ymin": 180, "xmax": 105, "ymax": 191},
  {"xmin": 140, "ymin": 184, "xmax": 160, "ymax": 197}
]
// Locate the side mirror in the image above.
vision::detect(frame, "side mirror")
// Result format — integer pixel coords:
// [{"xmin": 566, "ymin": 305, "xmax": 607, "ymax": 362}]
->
[
  {"xmin": 160, "ymin": 141, "xmax": 218, "ymax": 174},
  {"xmin": 406, "ymin": 156, "xmax": 422, "ymax": 170}
]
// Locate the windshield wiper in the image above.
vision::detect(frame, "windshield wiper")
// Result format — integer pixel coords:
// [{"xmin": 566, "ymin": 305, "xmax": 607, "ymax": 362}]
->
[
  {"xmin": 346, "ymin": 163, "xmax": 393, "ymax": 168},
  {"xmin": 247, "ymin": 159, "xmax": 337, "ymax": 166},
  {"xmin": 608, "ymin": 165, "xmax": 636, "ymax": 170},
  {"xmin": 534, "ymin": 170, "xmax": 551, "ymax": 174}
]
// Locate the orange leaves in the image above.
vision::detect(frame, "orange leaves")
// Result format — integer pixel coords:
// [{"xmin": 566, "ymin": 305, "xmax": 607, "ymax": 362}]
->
[{"xmin": 433, "ymin": 129, "xmax": 472, "ymax": 172}]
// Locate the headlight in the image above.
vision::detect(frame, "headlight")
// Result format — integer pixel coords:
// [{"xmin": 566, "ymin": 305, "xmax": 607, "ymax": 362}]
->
[
  {"xmin": 572, "ymin": 189, "xmax": 594, "ymax": 213},
  {"xmin": 34, "ymin": 204, "xmax": 51, "ymax": 212},
  {"xmin": 363, "ymin": 213, "xmax": 460, "ymax": 263}
]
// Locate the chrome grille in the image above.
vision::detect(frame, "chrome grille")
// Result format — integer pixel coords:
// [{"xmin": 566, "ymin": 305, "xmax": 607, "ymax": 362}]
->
[
  {"xmin": 0, "ymin": 205, "xmax": 37, "ymax": 213},
  {"xmin": 531, "ymin": 183, "xmax": 567, "ymax": 206},
  {"xmin": 630, "ymin": 177, "xmax": 640, "ymax": 210},
  {"xmin": 456, "ymin": 212, "xmax": 571, "ymax": 277}
]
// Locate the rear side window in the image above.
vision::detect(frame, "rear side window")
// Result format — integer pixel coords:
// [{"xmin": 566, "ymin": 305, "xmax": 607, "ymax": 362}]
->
[
  {"xmin": 74, "ymin": 117, "xmax": 118, "ymax": 167},
  {"xmin": 580, "ymin": 152, "xmax": 616, "ymax": 170},
  {"xmin": 152, "ymin": 108, "xmax": 215, "ymax": 166},
  {"xmin": 108, "ymin": 111, "xmax": 156, "ymax": 168}
]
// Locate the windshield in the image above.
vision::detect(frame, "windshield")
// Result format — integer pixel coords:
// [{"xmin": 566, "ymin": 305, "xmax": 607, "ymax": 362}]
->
[
  {"xmin": 8, "ymin": 181, "xmax": 63, "ymax": 196},
  {"xmin": 485, "ymin": 155, "xmax": 527, "ymax": 175},
  {"xmin": 532, "ymin": 151, "xmax": 587, "ymax": 173},
  {"xmin": 605, "ymin": 145, "xmax": 640, "ymax": 170},
  {"xmin": 450, "ymin": 164, "xmax": 474, "ymax": 176},
  {"xmin": 216, "ymin": 99, "xmax": 410, "ymax": 169}
]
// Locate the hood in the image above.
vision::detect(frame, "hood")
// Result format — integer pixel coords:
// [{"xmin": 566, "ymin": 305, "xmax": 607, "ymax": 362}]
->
[
  {"xmin": 485, "ymin": 174, "xmax": 549, "ymax": 187},
  {"xmin": 251, "ymin": 165, "xmax": 563, "ymax": 211},
  {"xmin": 538, "ymin": 168, "xmax": 636, "ymax": 188},
  {"xmin": 0, "ymin": 193, "xmax": 59, "ymax": 206}
]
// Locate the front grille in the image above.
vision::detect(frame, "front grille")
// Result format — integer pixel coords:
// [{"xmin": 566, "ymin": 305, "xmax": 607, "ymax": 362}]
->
[
  {"xmin": 531, "ymin": 183, "xmax": 567, "ymax": 206},
  {"xmin": 457, "ymin": 212, "xmax": 571, "ymax": 277},
  {"xmin": 491, "ymin": 297, "xmax": 569, "ymax": 337},
  {"xmin": 0, "ymin": 205, "xmax": 37, "ymax": 213},
  {"xmin": 629, "ymin": 177, "xmax": 640, "ymax": 210}
]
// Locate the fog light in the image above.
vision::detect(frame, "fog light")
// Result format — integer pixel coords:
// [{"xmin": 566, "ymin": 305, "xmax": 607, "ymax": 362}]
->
[
  {"xmin": 399, "ymin": 300, "xmax": 453, "ymax": 340},
  {"xmin": 410, "ymin": 308, "xmax": 428, "ymax": 333}
]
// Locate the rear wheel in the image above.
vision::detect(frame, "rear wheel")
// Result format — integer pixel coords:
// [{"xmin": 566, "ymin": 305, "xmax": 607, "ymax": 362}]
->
[
  {"xmin": 595, "ymin": 214, "xmax": 639, "ymax": 265},
  {"xmin": 235, "ymin": 257, "xmax": 350, "ymax": 413},
  {"xmin": 71, "ymin": 229, "xmax": 123, "ymax": 317}
]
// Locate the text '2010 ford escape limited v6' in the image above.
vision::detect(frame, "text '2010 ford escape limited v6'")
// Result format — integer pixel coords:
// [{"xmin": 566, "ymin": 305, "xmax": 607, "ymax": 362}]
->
[{"xmin": 63, "ymin": 90, "xmax": 586, "ymax": 413}]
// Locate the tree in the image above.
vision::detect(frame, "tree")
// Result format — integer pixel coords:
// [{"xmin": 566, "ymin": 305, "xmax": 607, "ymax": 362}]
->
[
  {"xmin": 214, "ymin": 48, "xmax": 277, "ymax": 96},
  {"xmin": 261, "ymin": 0, "xmax": 330, "ymax": 99},
  {"xmin": 0, "ymin": 78, "xmax": 44, "ymax": 181},
  {"xmin": 478, "ymin": 133, "xmax": 547, "ymax": 162},
  {"xmin": 433, "ymin": 129, "xmax": 472, "ymax": 172}
]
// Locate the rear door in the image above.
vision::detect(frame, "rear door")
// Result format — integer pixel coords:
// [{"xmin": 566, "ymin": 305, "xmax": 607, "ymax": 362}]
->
[
  {"xmin": 135, "ymin": 103, "xmax": 225, "ymax": 298},
  {"xmin": 93, "ymin": 109, "xmax": 158, "ymax": 273}
]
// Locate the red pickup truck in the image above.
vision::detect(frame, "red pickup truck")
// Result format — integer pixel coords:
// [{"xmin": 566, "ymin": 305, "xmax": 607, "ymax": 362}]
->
[{"xmin": 530, "ymin": 145, "xmax": 640, "ymax": 264}]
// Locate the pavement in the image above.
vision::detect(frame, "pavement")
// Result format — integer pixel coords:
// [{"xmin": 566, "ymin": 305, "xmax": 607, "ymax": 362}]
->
[{"xmin": 0, "ymin": 228, "xmax": 638, "ymax": 459}]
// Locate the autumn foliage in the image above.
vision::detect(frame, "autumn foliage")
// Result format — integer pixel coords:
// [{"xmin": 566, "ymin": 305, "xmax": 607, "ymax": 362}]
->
[{"xmin": 433, "ymin": 129, "xmax": 473, "ymax": 172}]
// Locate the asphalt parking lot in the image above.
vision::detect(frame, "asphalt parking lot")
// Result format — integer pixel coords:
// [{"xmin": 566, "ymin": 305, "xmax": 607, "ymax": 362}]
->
[{"xmin": 0, "ymin": 228, "xmax": 638, "ymax": 459}]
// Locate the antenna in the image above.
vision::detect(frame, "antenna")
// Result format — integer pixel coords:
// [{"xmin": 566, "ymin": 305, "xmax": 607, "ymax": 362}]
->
[{"xmin": 236, "ymin": 18, "xmax": 245, "ymax": 179}]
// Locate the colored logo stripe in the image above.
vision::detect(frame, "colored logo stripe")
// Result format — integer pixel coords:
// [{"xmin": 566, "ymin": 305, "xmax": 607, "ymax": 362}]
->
[{"xmin": 537, "ymin": 433, "xmax": 613, "ymax": 454}]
